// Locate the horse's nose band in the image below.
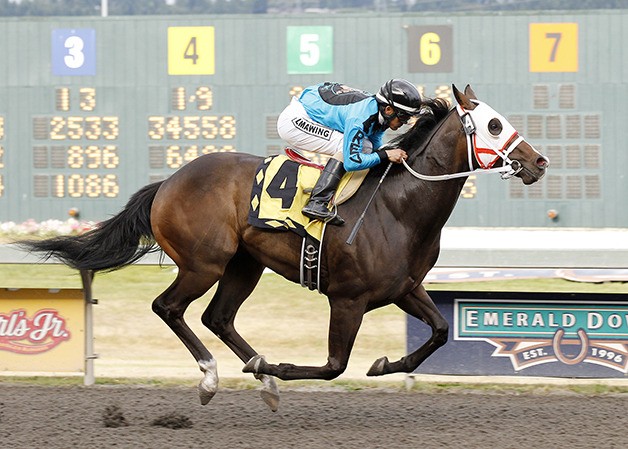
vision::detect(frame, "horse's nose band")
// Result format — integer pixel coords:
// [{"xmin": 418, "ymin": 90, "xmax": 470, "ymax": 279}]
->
[{"xmin": 402, "ymin": 102, "xmax": 534, "ymax": 182}]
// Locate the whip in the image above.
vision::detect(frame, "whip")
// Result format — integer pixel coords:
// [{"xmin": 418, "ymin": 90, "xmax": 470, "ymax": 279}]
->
[{"xmin": 346, "ymin": 162, "xmax": 393, "ymax": 245}]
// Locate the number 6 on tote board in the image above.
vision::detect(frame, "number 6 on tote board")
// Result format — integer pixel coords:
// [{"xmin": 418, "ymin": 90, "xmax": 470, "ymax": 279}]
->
[
  {"xmin": 406, "ymin": 25, "xmax": 453, "ymax": 73},
  {"xmin": 168, "ymin": 26, "xmax": 215, "ymax": 75},
  {"xmin": 51, "ymin": 29, "xmax": 96, "ymax": 76}
]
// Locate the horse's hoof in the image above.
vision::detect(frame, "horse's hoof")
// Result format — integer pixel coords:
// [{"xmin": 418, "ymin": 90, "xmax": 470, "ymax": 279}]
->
[
  {"xmin": 243, "ymin": 355, "xmax": 266, "ymax": 374},
  {"xmin": 260, "ymin": 389, "xmax": 280, "ymax": 412},
  {"xmin": 198, "ymin": 359, "xmax": 218, "ymax": 405},
  {"xmin": 367, "ymin": 356, "xmax": 390, "ymax": 376},
  {"xmin": 198, "ymin": 383, "xmax": 217, "ymax": 405},
  {"xmin": 258, "ymin": 374, "xmax": 280, "ymax": 412}
]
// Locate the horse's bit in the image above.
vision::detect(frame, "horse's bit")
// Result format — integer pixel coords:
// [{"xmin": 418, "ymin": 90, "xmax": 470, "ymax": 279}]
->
[{"xmin": 402, "ymin": 100, "xmax": 529, "ymax": 181}]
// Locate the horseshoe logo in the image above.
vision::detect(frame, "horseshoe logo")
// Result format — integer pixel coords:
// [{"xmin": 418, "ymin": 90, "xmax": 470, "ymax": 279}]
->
[{"xmin": 552, "ymin": 328, "xmax": 589, "ymax": 365}]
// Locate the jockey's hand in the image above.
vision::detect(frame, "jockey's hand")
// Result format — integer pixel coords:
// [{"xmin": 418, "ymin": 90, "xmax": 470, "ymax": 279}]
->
[{"xmin": 385, "ymin": 148, "xmax": 408, "ymax": 164}]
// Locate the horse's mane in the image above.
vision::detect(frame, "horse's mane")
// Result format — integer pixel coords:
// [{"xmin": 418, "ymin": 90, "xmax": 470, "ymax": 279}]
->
[{"xmin": 386, "ymin": 97, "xmax": 451, "ymax": 154}]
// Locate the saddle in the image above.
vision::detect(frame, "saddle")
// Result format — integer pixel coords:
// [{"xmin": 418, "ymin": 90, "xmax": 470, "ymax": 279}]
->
[
  {"xmin": 248, "ymin": 153, "xmax": 368, "ymax": 291},
  {"xmin": 248, "ymin": 153, "xmax": 367, "ymax": 238}
]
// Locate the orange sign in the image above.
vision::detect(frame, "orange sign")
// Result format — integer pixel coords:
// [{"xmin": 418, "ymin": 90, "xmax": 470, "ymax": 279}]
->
[{"xmin": 0, "ymin": 288, "xmax": 85, "ymax": 372}]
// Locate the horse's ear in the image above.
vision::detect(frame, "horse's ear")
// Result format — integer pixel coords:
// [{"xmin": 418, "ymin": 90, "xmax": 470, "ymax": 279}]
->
[
  {"xmin": 453, "ymin": 84, "xmax": 475, "ymax": 109},
  {"xmin": 464, "ymin": 84, "xmax": 478, "ymax": 100}
]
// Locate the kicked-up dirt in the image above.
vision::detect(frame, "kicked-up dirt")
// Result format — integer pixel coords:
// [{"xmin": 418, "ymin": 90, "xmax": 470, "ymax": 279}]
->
[{"xmin": 0, "ymin": 383, "xmax": 626, "ymax": 449}]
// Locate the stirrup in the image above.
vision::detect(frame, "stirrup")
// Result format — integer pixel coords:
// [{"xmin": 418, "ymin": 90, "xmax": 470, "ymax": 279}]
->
[
  {"xmin": 325, "ymin": 214, "xmax": 345, "ymax": 226},
  {"xmin": 303, "ymin": 204, "xmax": 344, "ymax": 226}
]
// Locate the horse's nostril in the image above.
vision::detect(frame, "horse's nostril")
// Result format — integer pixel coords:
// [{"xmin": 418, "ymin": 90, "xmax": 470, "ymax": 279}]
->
[{"xmin": 537, "ymin": 157, "xmax": 549, "ymax": 169}]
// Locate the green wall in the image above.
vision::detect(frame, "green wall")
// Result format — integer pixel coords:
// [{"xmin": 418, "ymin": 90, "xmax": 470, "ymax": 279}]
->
[{"xmin": 0, "ymin": 11, "xmax": 625, "ymax": 227}]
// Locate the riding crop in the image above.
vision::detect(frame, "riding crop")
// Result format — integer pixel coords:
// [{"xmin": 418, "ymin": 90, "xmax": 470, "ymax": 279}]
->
[{"xmin": 346, "ymin": 162, "xmax": 393, "ymax": 245}]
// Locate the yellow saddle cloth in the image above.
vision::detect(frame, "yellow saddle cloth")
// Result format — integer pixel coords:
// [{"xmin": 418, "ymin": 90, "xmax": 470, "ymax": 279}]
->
[{"xmin": 248, "ymin": 155, "xmax": 367, "ymax": 241}]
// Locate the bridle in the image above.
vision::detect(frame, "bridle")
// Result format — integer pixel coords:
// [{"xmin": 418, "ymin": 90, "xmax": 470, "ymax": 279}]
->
[{"xmin": 402, "ymin": 100, "xmax": 526, "ymax": 181}]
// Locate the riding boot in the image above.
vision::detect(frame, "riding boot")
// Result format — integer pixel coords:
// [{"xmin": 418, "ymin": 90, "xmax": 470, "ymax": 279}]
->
[{"xmin": 302, "ymin": 158, "xmax": 346, "ymax": 226}]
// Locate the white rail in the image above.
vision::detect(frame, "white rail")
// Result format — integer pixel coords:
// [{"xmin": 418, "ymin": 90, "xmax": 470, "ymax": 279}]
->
[
  {"xmin": 1, "ymin": 227, "xmax": 627, "ymax": 269},
  {"xmin": 436, "ymin": 228, "xmax": 628, "ymax": 269}
]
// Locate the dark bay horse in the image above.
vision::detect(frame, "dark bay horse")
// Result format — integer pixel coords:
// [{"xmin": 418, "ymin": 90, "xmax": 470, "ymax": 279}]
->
[{"xmin": 19, "ymin": 85, "xmax": 548, "ymax": 411}]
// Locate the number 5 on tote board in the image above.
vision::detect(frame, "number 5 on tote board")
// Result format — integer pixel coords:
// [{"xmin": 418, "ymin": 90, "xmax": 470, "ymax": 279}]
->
[{"xmin": 286, "ymin": 26, "xmax": 333, "ymax": 74}]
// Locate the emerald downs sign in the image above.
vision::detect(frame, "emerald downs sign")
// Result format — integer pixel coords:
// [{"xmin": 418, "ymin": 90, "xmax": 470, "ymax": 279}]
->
[{"xmin": 407, "ymin": 292, "xmax": 628, "ymax": 377}]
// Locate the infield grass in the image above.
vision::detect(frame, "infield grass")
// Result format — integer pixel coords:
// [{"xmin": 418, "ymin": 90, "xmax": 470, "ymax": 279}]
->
[{"xmin": 1, "ymin": 264, "xmax": 627, "ymax": 391}]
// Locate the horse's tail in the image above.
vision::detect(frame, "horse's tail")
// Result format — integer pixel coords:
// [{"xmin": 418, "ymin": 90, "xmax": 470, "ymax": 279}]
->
[{"xmin": 17, "ymin": 181, "xmax": 164, "ymax": 272}]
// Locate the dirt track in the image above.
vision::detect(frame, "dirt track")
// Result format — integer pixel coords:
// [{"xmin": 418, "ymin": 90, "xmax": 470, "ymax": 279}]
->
[{"xmin": 1, "ymin": 383, "xmax": 627, "ymax": 449}]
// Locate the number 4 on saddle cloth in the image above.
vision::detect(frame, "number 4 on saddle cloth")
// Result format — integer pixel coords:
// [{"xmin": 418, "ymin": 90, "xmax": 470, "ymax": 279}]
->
[{"xmin": 248, "ymin": 154, "xmax": 367, "ymax": 291}]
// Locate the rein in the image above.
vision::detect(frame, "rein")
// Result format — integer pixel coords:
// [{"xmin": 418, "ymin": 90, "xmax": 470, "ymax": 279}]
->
[{"xmin": 402, "ymin": 101, "xmax": 524, "ymax": 181}]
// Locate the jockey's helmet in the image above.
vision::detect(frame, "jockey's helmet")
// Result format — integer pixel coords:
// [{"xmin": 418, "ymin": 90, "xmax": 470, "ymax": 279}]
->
[{"xmin": 375, "ymin": 79, "xmax": 423, "ymax": 122}]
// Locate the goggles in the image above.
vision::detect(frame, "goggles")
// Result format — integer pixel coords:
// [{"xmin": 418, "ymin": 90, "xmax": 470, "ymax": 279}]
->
[{"xmin": 394, "ymin": 110, "xmax": 412, "ymax": 123}]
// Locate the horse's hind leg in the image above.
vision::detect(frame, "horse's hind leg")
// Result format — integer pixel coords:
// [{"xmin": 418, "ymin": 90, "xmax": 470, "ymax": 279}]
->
[
  {"xmin": 367, "ymin": 284, "xmax": 449, "ymax": 376},
  {"xmin": 151, "ymin": 270, "xmax": 221, "ymax": 405},
  {"xmin": 243, "ymin": 297, "xmax": 367, "ymax": 381},
  {"xmin": 201, "ymin": 249, "xmax": 280, "ymax": 411}
]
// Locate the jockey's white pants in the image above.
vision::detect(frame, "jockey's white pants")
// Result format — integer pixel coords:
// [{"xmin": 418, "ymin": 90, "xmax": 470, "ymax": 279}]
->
[{"xmin": 277, "ymin": 97, "xmax": 373, "ymax": 160}]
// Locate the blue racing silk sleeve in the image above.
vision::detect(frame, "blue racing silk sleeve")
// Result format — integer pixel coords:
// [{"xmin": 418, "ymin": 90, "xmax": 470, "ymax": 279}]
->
[
  {"xmin": 299, "ymin": 85, "xmax": 387, "ymax": 172},
  {"xmin": 343, "ymin": 117, "xmax": 386, "ymax": 171}
]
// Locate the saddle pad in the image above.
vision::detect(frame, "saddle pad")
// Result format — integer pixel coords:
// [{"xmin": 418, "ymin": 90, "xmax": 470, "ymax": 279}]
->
[{"xmin": 248, "ymin": 155, "xmax": 367, "ymax": 240}]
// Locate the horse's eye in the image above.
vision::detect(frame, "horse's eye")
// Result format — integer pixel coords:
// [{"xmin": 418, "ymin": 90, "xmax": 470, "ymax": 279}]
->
[{"xmin": 488, "ymin": 118, "xmax": 502, "ymax": 136}]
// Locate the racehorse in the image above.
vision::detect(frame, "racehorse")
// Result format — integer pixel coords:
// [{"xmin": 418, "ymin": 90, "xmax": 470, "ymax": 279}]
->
[{"xmin": 18, "ymin": 85, "xmax": 548, "ymax": 411}]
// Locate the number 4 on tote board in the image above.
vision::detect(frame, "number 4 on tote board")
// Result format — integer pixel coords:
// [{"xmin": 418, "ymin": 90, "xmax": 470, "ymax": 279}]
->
[
  {"xmin": 168, "ymin": 26, "xmax": 215, "ymax": 75},
  {"xmin": 51, "ymin": 29, "xmax": 96, "ymax": 76}
]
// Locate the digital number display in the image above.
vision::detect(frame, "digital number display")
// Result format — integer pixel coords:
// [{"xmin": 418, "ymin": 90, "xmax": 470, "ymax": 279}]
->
[
  {"xmin": 34, "ymin": 116, "xmax": 120, "ymax": 140},
  {"xmin": 55, "ymin": 87, "xmax": 96, "ymax": 112},
  {"xmin": 149, "ymin": 144, "xmax": 236, "ymax": 169},
  {"xmin": 147, "ymin": 115, "xmax": 236, "ymax": 140},
  {"xmin": 147, "ymin": 86, "xmax": 238, "ymax": 174},
  {"xmin": 63, "ymin": 145, "xmax": 119, "ymax": 169},
  {"xmin": 171, "ymin": 86, "xmax": 213, "ymax": 111},
  {"xmin": 32, "ymin": 87, "xmax": 121, "ymax": 198},
  {"xmin": 51, "ymin": 174, "xmax": 119, "ymax": 198},
  {"xmin": 415, "ymin": 84, "xmax": 453, "ymax": 106},
  {"xmin": 461, "ymin": 176, "xmax": 477, "ymax": 199},
  {"xmin": 32, "ymin": 86, "xmax": 239, "ymax": 199}
]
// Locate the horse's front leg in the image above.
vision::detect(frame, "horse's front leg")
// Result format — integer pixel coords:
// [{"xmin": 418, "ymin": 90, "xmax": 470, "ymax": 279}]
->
[
  {"xmin": 243, "ymin": 297, "xmax": 366, "ymax": 380},
  {"xmin": 367, "ymin": 284, "xmax": 449, "ymax": 376}
]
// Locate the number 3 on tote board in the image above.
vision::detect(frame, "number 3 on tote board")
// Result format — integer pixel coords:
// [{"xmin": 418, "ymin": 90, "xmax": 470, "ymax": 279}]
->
[{"xmin": 51, "ymin": 29, "xmax": 96, "ymax": 76}]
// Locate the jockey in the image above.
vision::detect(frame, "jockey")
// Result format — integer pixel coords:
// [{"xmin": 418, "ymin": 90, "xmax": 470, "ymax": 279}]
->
[{"xmin": 276, "ymin": 79, "xmax": 424, "ymax": 226}]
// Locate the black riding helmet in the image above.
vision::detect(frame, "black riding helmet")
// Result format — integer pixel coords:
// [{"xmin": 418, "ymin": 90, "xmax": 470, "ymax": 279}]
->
[{"xmin": 375, "ymin": 79, "xmax": 423, "ymax": 122}]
